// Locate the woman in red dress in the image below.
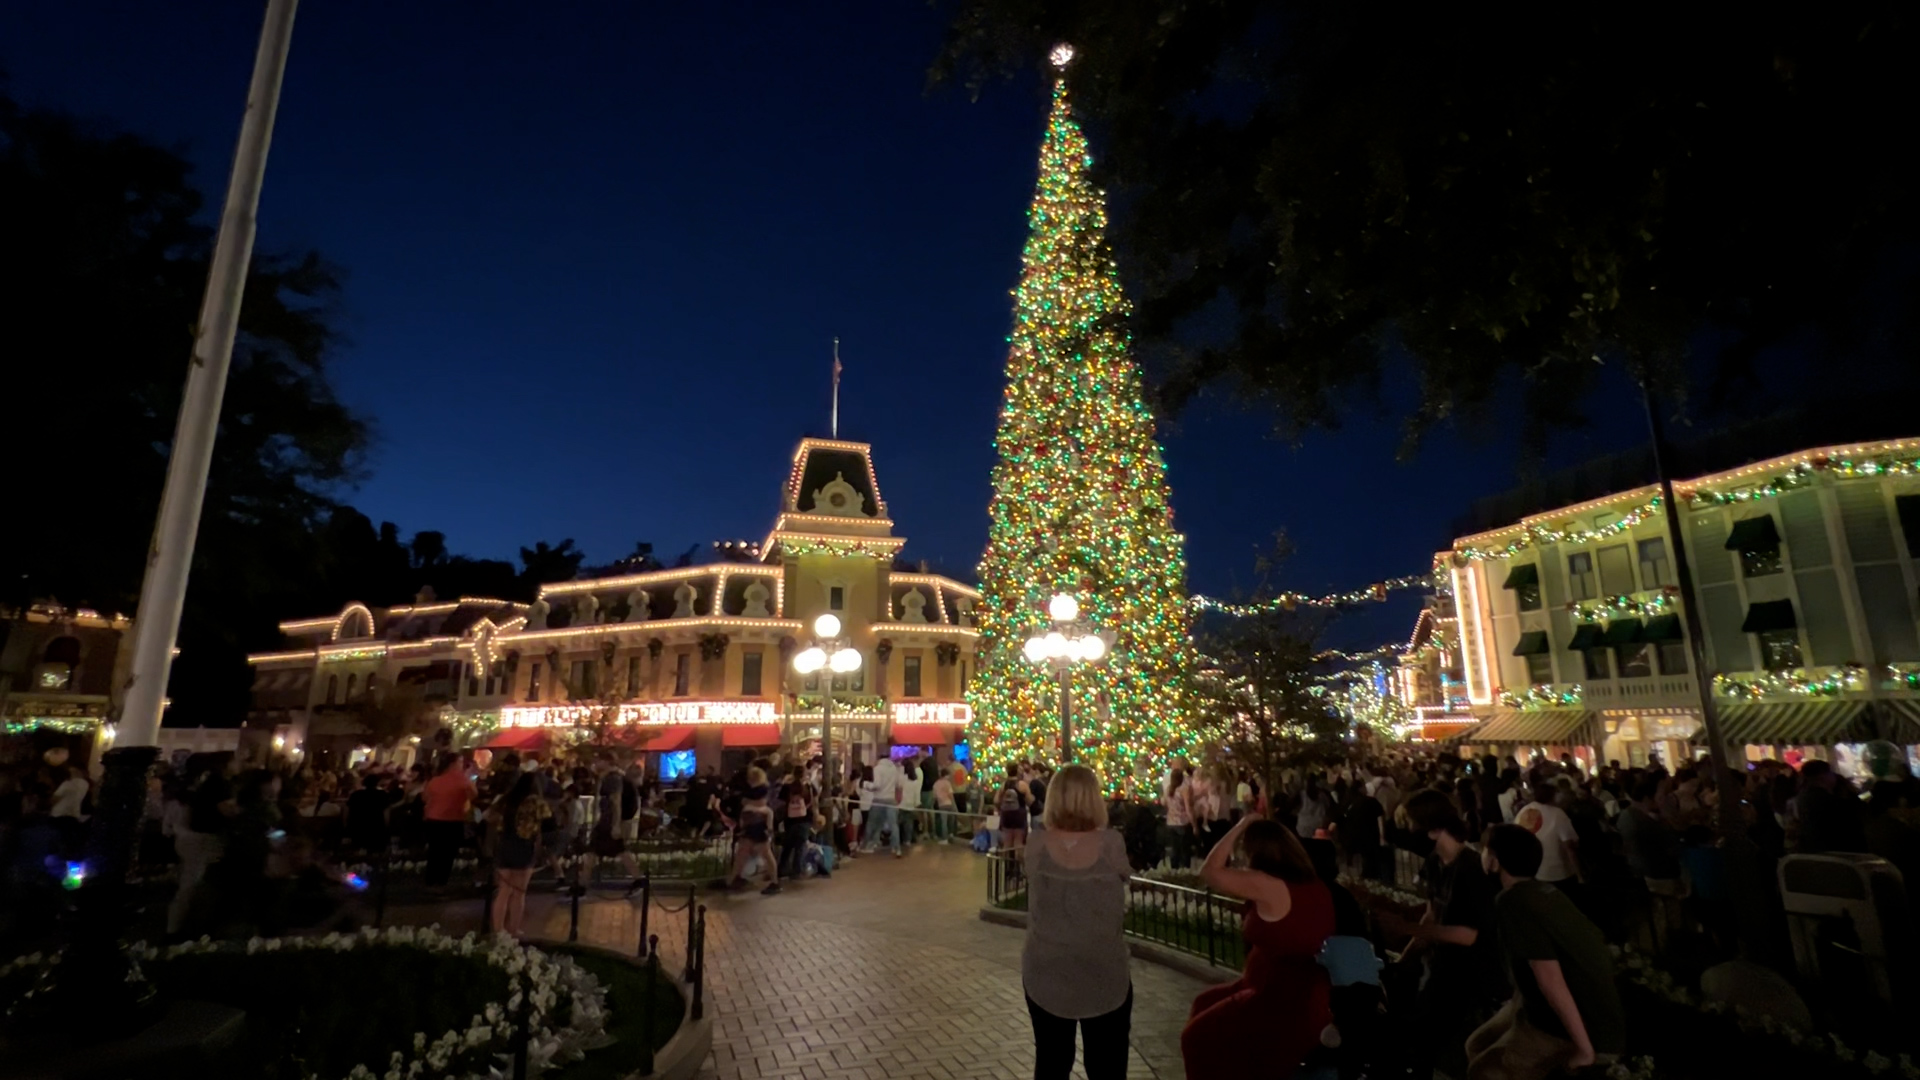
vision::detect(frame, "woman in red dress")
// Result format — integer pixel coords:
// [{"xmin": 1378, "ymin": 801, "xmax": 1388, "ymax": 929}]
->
[{"xmin": 1182, "ymin": 812, "xmax": 1335, "ymax": 1078}]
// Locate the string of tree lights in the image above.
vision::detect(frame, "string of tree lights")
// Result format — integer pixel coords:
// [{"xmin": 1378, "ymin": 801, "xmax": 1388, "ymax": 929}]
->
[
  {"xmin": 968, "ymin": 45, "xmax": 1197, "ymax": 789},
  {"xmin": 1189, "ymin": 572, "xmax": 1441, "ymax": 617}
]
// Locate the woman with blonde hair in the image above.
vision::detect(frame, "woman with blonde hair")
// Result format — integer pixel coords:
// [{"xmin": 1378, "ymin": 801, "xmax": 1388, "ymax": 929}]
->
[{"xmin": 1021, "ymin": 764, "xmax": 1133, "ymax": 1080}]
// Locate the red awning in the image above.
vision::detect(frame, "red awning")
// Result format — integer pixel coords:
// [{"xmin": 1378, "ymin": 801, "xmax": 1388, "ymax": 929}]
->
[
  {"xmin": 635, "ymin": 726, "xmax": 694, "ymax": 752},
  {"xmin": 484, "ymin": 727, "xmax": 551, "ymax": 751},
  {"xmin": 889, "ymin": 724, "xmax": 960, "ymax": 745},
  {"xmin": 722, "ymin": 724, "xmax": 782, "ymax": 747}
]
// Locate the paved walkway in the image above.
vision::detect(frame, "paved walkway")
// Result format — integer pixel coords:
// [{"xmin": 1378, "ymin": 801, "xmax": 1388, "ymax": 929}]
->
[{"xmin": 407, "ymin": 845, "xmax": 1208, "ymax": 1079}]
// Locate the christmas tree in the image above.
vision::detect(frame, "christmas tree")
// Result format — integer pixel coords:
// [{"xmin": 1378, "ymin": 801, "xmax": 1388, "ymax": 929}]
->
[{"xmin": 968, "ymin": 45, "xmax": 1196, "ymax": 792}]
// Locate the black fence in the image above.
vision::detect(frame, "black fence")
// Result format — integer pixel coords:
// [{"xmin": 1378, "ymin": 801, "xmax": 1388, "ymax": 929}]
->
[{"xmin": 987, "ymin": 850, "xmax": 1246, "ymax": 969}]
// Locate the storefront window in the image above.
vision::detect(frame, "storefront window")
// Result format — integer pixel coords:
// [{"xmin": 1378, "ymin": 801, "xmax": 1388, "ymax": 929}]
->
[
  {"xmin": 1760, "ymin": 630, "xmax": 1803, "ymax": 672},
  {"xmin": 1583, "ymin": 648, "xmax": 1612, "ymax": 680},
  {"xmin": 1616, "ymin": 644, "xmax": 1653, "ymax": 679}
]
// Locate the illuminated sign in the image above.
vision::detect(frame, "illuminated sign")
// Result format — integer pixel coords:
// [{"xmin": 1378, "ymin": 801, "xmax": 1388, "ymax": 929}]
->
[
  {"xmin": 890, "ymin": 702, "xmax": 971, "ymax": 725},
  {"xmin": 499, "ymin": 699, "xmax": 972, "ymax": 729}
]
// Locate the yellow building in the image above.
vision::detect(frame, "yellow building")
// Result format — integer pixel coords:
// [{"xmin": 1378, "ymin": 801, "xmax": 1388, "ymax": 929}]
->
[{"xmin": 248, "ymin": 438, "xmax": 979, "ymax": 772}]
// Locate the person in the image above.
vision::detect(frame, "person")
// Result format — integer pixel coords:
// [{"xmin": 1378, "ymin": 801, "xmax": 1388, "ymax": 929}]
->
[
  {"xmin": 422, "ymin": 753, "xmax": 475, "ymax": 891},
  {"xmin": 50, "ymin": 765, "xmax": 88, "ymax": 822},
  {"xmin": 1512, "ymin": 779, "xmax": 1580, "ymax": 900},
  {"xmin": 1335, "ymin": 780, "xmax": 1387, "ymax": 882},
  {"xmin": 1381, "ymin": 789, "xmax": 1503, "ymax": 1080},
  {"xmin": 1468, "ymin": 825, "xmax": 1625, "ymax": 1079},
  {"xmin": 1182, "ymin": 813, "xmax": 1335, "ymax": 1079},
  {"xmin": 1021, "ymin": 765, "xmax": 1133, "ymax": 1080},
  {"xmin": 727, "ymin": 769, "xmax": 780, "ymax": 895},
  {"xmin": 931, "ymin": 766, "xmax": 957, "ymax": 843},
  {"xmin": 997, "ymin": 777, "xmax": 1029, "ymax": 852},
  {"xmin": 950, "ymin": 761, "xmax": 973, "ymax": 815},
  {"xmin": 779, "ymin": 773, "xmax": 813, "ymax": 881},
  {"xmin": 1793, "ymin": 759, "xmax": 1867, "ymax": 853},
  {"xmin": 486, "ymin": 771, "xmax": 555, "ymax": 936},
  {"xmin": 863, "ymin": 754, "xmax": 906, "ymax": 857},
  {"xmin": 589, "ymin": 753, "xmax": 644, "ymax": 894},
  {"xmin": 1164, "ymin": 767, "xmax": 1193, "ymax": 870},
  {"xmin": 1195, "ymin": 767, "xmax": 1233, "ymax": 855},
  {"xmin": 1616, "ymin": 775, "xmax": 1686, "ymax": 951},
  {"xmin": 1295, "ymin": 776, "xmax": 1333, "ymax": 839},
  {"xmin": 168, "ymin": 753, "xmax": 235, "ymax": 938},
  {"xmin": 345, "ymin": 773, "xmax": 395, "ymax": 856},
  {"xmin": 899, "ymin": 755, "xmax": 924, "ymax": 847}
]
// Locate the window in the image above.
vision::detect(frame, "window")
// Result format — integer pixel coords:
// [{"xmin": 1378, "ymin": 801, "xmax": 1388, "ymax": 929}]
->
[
  {"xmin": 904, "ymin": 655, "xmax": 923, "ymax": 697},
  {"xmin": 741, "ymin": 651, "xmax": 763, "ymax": 696},
  {"xmin": 1568, "ymin": 553, "xmax": 1597, "ymax": 601},
  {"xmin": 1657, "ymin": 642, "xmax": 1689, "ymax": 675},
  {"xmin": 1616, "ymin": 644, "xmax": 1654, "ymax": 679},
  {"xmin": 526, "ymin": 662, "xmax": 542, "ymax": 702},
  {"xmin": 829, "ymin": 585, "xmax": 845, "ymax": 611},
  {"xmin": 674, "ymin": 653, "xmax": 691, "ymax": 696},
  {"xmin": 571, "ymin": 659, "xmax": 596, "ymax": 697},
  {"xmin": 959, "ymin": 660, "xmax": 970, "ymax": 690},
  {"xmin": 626, "ymin": 656, "xmax": 641, "ymax": 696},
  {"xmin": 1503, "ymin": 564, "xmax": 1541, "ymax": 611},
  {"xmin": 1760, "ymin": 630, "xmax": 1803, "ymax": 672},
  {"xmin": 326, "ymin": 674, "xmax": 340, "ymax": 704},
  {"xmin": 346, "ymin": 673, "xmax": 358, "ymax": 700},
  {"xmin": 485, "ymin": 671, "xmax": 499, "ymax": 696},
  {"xmin": 467, "ymin": 669, "xmax": 480, "ymax": 697},
  {"xmin": 1726, "ymin": 515, "xmax": 1784, "ymax": 578},
  {"xmin": 1524, "ymin": 651, "xmax": 1554, "ymax": 686},
  {"xmin": 366, "ymin": 673, "xmax": 378, "ymax": 696},
  {"xmin": 1638, "ymin": 537, "xmax": 1672, "ymax": 588},
  {"xmin": 1596, "ymin": 544, "xmax": 1636, "ymax": 596},
  {"xmin": 1583, "ymin": 648, "xmax": 1612, "ymax": 681}
]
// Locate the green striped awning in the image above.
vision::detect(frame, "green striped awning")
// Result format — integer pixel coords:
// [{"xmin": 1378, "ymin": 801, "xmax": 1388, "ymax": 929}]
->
[
  {"xmin": 1693, "ymin": 701, "xmax": 1873, "ymax": 746},
  {"xmin": 1878, "ymin": 700, "xmax": 1920, "ymax": 745},
  {"xmin": 1460, "ymin": 710, "xmax": 1594, "ymax": 745}
]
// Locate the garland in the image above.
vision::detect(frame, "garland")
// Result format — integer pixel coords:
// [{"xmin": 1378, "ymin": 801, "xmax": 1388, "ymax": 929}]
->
[
  {"xmin": 1713, "ymin": 665, "xmax": 1866, "ymax": 700},
  {"xmin": 1570, "ymin": 590, "xmax": 1678, "ymax": 621},
  {"xmin": 1191, "ymin": 573, "xmax": 1439, "ymax": 617},
  {"xmin": 1684, "ymin": 450, "xmax": 1920, "ymax": 509},
  {"xmin": 1498, "ymin": 685, "xmax": 1584, "ymax": 710},
  {"xmin": 1444, "ymin": 498, "xmax": 1664, "ymax": 566}
]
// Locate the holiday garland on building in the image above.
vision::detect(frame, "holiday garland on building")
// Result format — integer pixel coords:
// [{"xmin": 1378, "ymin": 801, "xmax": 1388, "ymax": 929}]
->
[{"xmin": 968, "ymin": 46, "xmax": 1197, "ymax": 788}]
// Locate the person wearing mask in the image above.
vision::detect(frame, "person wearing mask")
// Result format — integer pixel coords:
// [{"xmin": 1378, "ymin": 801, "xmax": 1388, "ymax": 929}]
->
[
  {"xmin": 863, "ymin": 754, "xmax": 905, "ymax": 857},
  {"xmin": 1182, "ymin": 812, "xmax": 1335, "ymax": 1079},
  {"xmin": 486, "ymin": 771, "xmax": 555, "ymax": 937},
  {"xmin": 1380, "ymin": 789, "xmax": 1503, "ymax": 1080},
  {"xmin": 1512, "ymin": 779, "xmax": 1581, "ymax": 901},
  {"xmin": 422, "ymin": 753, "xmax": 475, "ymax": 892},
  {"xmin": 1021, "ymin": 765, "xmax": 1133, "ymax": 1080},
  {"xmin": 1469, "ymin": 825, "xmax": 1624, "ymax": 1078},
  {"xmin": 899, "ymin": 755, "xmax": 925, "ymax": 848}
]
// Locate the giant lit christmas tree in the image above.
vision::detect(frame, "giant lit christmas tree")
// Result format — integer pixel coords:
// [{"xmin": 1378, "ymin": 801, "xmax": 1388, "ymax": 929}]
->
[{"xmin": 968, "ymin": 45, "xmax": 1196, "ymax": 791}]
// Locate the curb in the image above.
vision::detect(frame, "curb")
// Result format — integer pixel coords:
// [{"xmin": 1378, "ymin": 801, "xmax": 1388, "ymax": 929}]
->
[
  {"xmin": 977, "ymin": 907, "xmax": 1237, "ymax": 986},
  {"xmin": 534, "ymin": 939, "xmax": 714, "ymax": 1080}
]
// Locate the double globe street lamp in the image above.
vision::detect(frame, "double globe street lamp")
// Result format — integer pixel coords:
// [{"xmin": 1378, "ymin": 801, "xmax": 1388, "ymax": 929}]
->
[
  {"xmin": 1023, "ymin": 593, "xmax": 1114, "ymax": 763},
  {"xmin": 792, "ymin": 612, "xmax": 862, "ymax": 832}
]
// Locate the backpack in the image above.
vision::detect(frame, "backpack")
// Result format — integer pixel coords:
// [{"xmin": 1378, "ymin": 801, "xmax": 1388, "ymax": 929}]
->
[{"xmin": 620, "ymin": 779, "xmax": 638, "ymax": 821}]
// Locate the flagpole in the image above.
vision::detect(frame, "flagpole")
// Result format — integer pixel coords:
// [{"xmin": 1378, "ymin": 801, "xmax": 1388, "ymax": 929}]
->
[{"xmin": 831, "ymin": 337, "xmax": 841, "ymax": 439}]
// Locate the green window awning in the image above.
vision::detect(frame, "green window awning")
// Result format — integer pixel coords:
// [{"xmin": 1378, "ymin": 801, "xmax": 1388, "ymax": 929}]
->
[
  {"xmin": 1694, "ymin": 701, "xmax": 1872, "ymax": 747},
  {"xmin": 1503, "ymin": 563, "xmax": 1540, "ymax": 589},
  {"xmin": 1641, "ymin": 615, "xmax": 1684, "ymax": 642},
  {"xmin": 1462, "ymin": 710, "xmax": 1594, "ymax": 745},
  {"xmin": 1602, "ymin": 619, "xmax": 1645, "ymax": 646},
  {"xmin": 1512, "ymin": 631, "xmax": 1552, "ymax": 656},
  {"xmin": 1741, "ymin": 600, "xmax": 1798, "ymax": 634},
  {"xmin": 1898, "ymin": 495, "xmax": 1920, "ymax": 559},
  {"xmin": 1880, "ymin": 700, "xmax": 1920, "ymax": 746},
  {"xmin": 1567, "ymin": 624, "xmax": 1604, "ymax": 650},
  {"xmin": 1725, "ymin": 514, "xmax": 1781, "ymax": 553}
]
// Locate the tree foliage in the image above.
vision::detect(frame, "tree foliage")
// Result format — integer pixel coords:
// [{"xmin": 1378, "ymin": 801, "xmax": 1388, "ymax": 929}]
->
[{"xmin": 936, "ymin": 3, "xmax": 1920, "ymax": 452}]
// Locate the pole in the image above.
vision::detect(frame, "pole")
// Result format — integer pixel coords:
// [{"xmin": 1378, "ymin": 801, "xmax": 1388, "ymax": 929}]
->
[
  {"xmin": 1642, "ymin": 383, "xmax": 1773, "ymax": 959},
  {"xmin": 822, "ymin": 686, "xmax": 837, "ymax": 836},
  {"xmin": 119, "ymin": 0, "xmax": 302, "ymax": 745},
  {"xmin": 1057, "ymin": 665, "xmax": 1073, "ymax": 763}
]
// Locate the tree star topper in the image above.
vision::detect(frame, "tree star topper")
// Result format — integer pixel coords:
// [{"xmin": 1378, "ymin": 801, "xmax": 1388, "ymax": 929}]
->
[{"xmin": 1049, "ymin": 42, "xmax": 1075, "ymax": 69}]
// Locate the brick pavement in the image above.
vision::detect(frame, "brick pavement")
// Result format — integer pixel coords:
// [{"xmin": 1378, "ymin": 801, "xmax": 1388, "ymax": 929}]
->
[{"xmin": 515, "ymin": 844, "xmax": 1207, "ymax": 1079}]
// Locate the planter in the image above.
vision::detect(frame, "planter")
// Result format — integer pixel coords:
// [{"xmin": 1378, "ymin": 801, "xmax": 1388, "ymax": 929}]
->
[{"xmin": 539, "ymin": 941, "xmax": 711, "ymax": 1080}]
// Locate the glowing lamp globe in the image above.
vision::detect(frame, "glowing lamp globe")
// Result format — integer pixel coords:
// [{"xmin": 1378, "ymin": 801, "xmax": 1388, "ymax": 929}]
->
[
  {"xmin": 793, "ymin": 646, "xmax": 828, "ymax": 674},
  {"xmin": 1023, "ymin": 637, "xmax": 1050, "ymax": 664},
  {"xmin": 1043, "ymin": 631, "xmax": 1070, "ymax": 658},
  {"xmin": 829, "ymin": 647, "xmax": 863, "ymax": 673},
  {"xmin": 1048, "ymin": 593, "xmax": 1080, "ymax": 622},
  {"xmin": 812, "ymin": 613, "xmax": 842, "ymax": 638},
  {"xmin": 1078, "ymin": 635, "xmax": 1108, "ymax": 662}
]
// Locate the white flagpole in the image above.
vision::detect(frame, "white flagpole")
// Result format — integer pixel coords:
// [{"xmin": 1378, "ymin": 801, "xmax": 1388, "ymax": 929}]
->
[{"xmin": 831, "ymin": 337, "xmax": 842, "ymax": 439}]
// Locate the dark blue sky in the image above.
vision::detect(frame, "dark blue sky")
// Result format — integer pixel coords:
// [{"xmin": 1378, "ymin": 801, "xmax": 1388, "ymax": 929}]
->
[{"xmin": 4, "ymin": 2, "xmax": 1661, "ymax": 649}]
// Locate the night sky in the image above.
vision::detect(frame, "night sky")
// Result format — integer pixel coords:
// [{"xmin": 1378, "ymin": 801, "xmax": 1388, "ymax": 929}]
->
[{"xmin": 5, "ymin": 3, "xmax": 1665, "ymax": 650}]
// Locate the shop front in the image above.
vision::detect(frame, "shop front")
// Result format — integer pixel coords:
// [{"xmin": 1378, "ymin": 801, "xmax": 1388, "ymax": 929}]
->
[
  {"xmin": 1452, "ymin": 708, "xmax": 1598, "ymax": 770},
  {"xmin": 1691, "ymin": 700, "xmax": 1876, "ymax": 778},
  {"xmin": 1597, "ymin": 710, "xmax": 1705, "ymax": 770}
]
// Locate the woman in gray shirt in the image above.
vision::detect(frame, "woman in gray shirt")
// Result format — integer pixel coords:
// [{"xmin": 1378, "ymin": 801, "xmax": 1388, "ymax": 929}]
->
[{"xmin": 1022, "ymin": 764, "xmax": 1133, "ymax": 1079}]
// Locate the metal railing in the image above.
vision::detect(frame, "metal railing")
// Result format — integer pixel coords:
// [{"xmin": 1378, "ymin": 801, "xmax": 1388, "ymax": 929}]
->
[{"xmin": 987, "ymin": 850, "xmax": 1246, "ymax": 969}]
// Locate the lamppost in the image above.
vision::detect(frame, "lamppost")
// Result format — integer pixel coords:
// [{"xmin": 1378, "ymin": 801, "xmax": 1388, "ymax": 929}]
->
[
  {"xmin": 1022, "ymin": 593, "xmax": 1113, "ymax": 763},
  {"xmin": 792, "ymin": 613, "xmax": 862, "ymax": 833}
]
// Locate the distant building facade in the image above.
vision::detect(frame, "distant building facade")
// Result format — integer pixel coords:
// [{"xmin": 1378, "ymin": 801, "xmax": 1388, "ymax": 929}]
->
[
  {"xmin": 1442, "ymin": 437, "xmax": 1920, "ymax": 775},
  {"xmin": 249, "ymin": 438, "xmax": 979, "ymax": 772}
]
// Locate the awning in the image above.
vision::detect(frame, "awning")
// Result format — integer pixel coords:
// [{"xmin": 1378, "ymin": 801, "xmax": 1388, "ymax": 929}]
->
[
  {"xmin": 1503, "ymin": 563, "xmax": 1540, "ymax": 589},
  {"xmin": 1568, "ymin": 624, "xmax": 1604, "ymax": 650},
  {"xmin": 1693, "ymin": 701, "xmax": 1873, "ymax": 746},
  {"xmin": 889, "ymin": 723, "xmax": 961, "ymax": 744},
  {"xmin": 722, "ymin": 724, "xmax": 782, "ymax": 747},
  {"xmin": 634, "ymin": 726, "xmax": 694, "ymax": 752},
  {"xmin": 484, "ymin": 727, "xmax": 551, "ymax": 751},
  {"xmin": 1725, "ymin": 515, "xmax": 1781, "ymax": 552},
  {"xmin": 1641, "ymin": 615, "xmax": 1684, "ymax": 642},
  {"xmin": 1603, "ymin": 619, "xmax": 1644, "ymax": 646},
  {"xmin": 1511, "ymin": 631, "xmax": 1551, "ymax": 657},
  {"xmin": 1879, "ymin": 700, "xmax": 1920, "ymax": 745},
  {"xmin": 1898, "ymin": 495, "xmax": 1920, "ymax": 558},
  {"xmin": 1741, "ymin": 600, "xmax": 1797, "ymax": 634},
  {"xmin": 1457, "ymin": 710, "xmax": 1593, "ymax": 746}
]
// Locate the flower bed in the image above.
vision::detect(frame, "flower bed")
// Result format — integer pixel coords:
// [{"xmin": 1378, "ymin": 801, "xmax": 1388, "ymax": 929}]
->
[{"xmin": 4, "ymin": 928, "xmax": 608, "ymax": 1079}]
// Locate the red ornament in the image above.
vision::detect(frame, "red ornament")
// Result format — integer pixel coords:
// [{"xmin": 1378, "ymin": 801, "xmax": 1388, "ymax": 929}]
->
[{"xmin": 1810, "ymin": 456, "xmax": 1831, "ymax": 471}]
